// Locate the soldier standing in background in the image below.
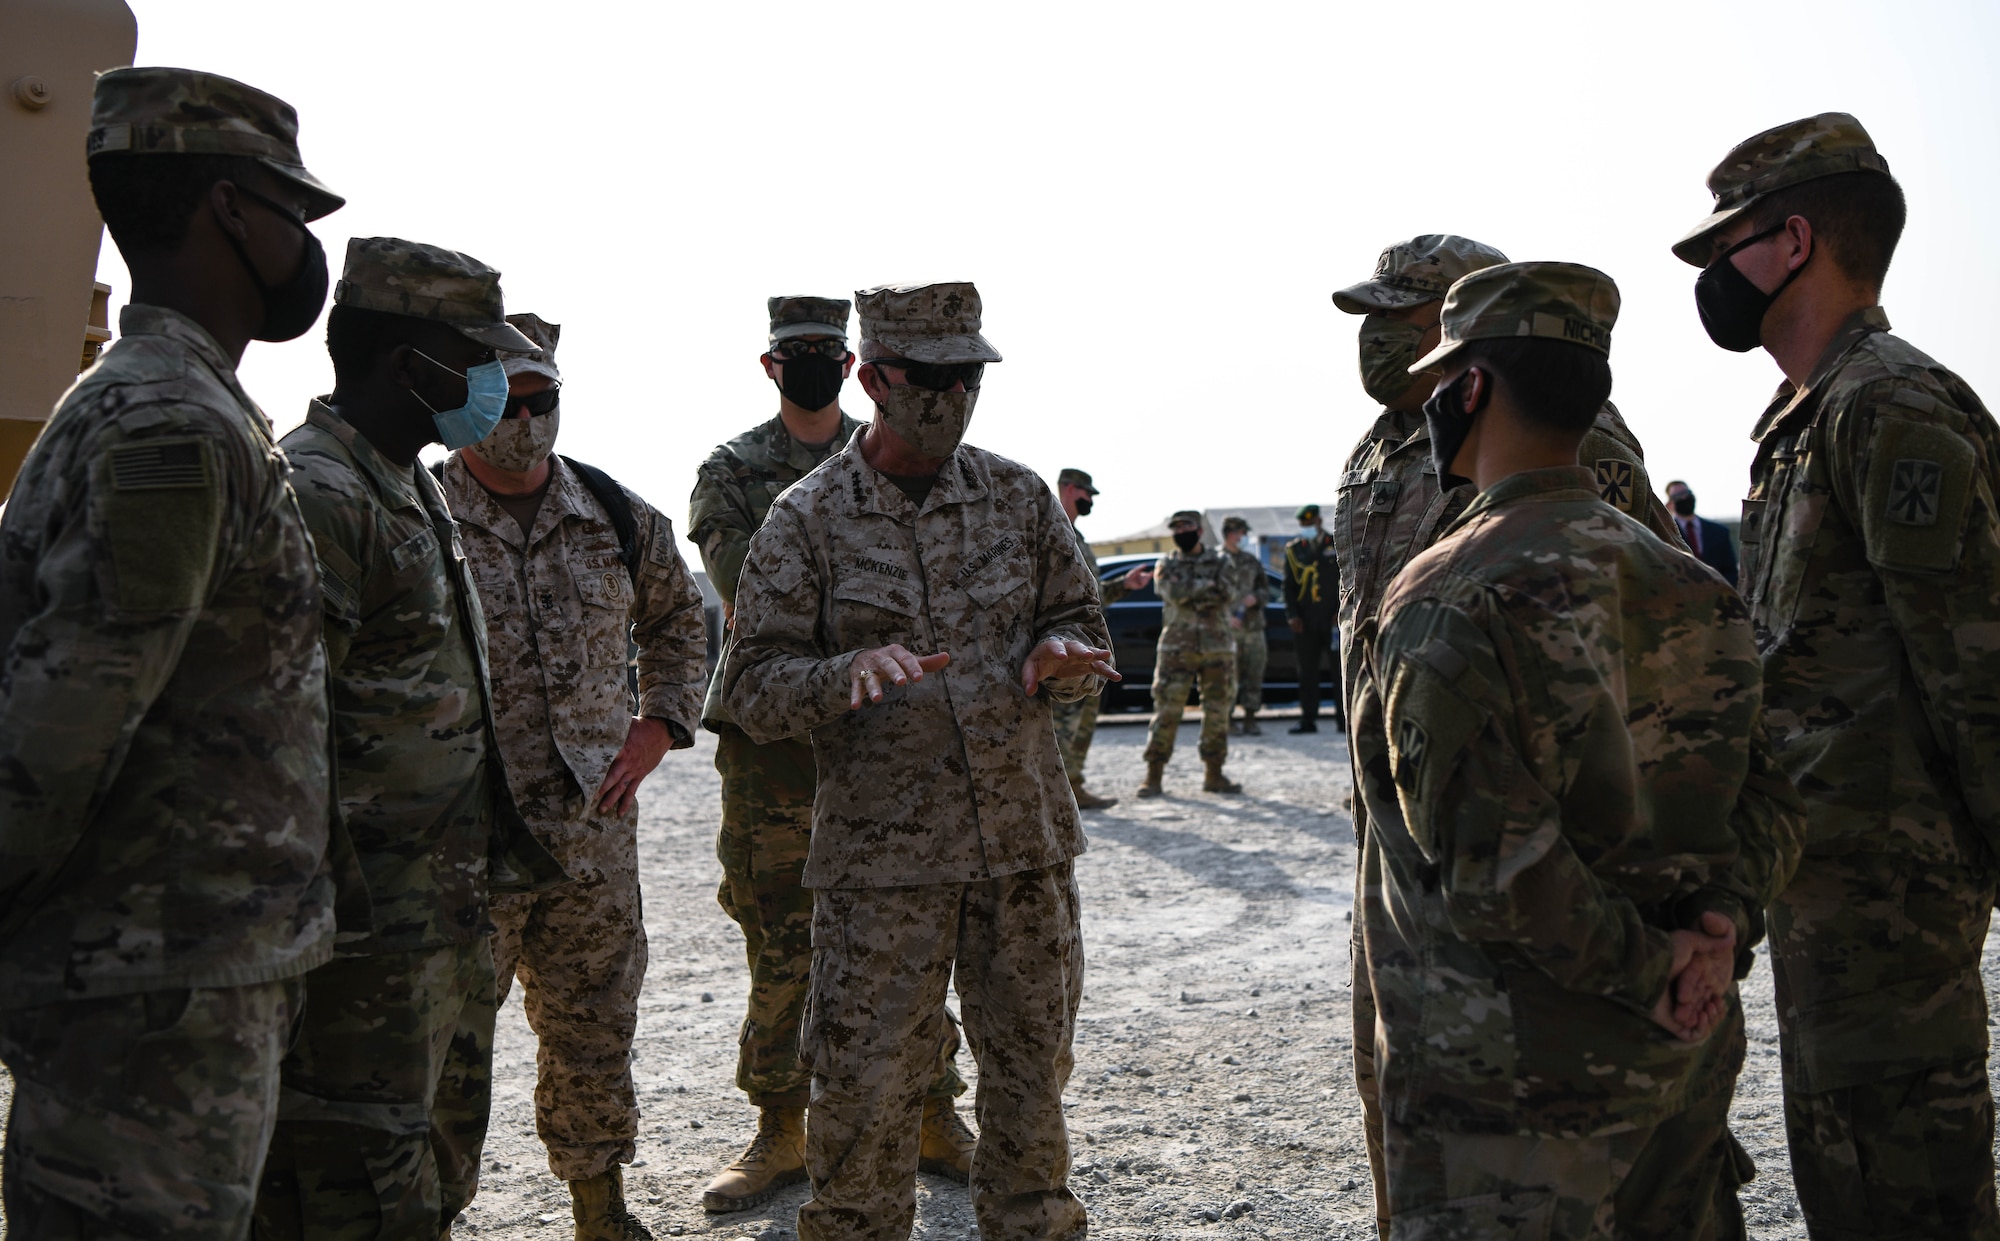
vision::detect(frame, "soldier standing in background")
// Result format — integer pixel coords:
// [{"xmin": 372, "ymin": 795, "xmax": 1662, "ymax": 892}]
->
[
  {"xmin": 1677, "ymin": 114, "xmax": 2000, "ymax": 1238},
  {"xmin": 443, "ymin": 314, "xmax": 710, "ymax": 1238},
  {"xmin": 688, "ymin": 297, "xmax": 972, "ymax": 1213},
  {"xmin": 256, "ymin": 238, "xmax": 566, "ymax": 1238},
  {"xmin": 1220, "ymin": 515, "xmax": 1268, "ymax": 735},
  {"xmin": 1281, "ymin": 505, "xmax": 1343, "ymax": 735},
  {"xmin": 0, "ymin": 67, "xmax": 358, "ymax": 1237},
  {"xmin": 1140, "ymin": 511, "xmax": 1243, "ymax": 797},
  {"xmin": 1353, "ymin": 261, "xmax": 1803, "ymax": 1235},
  {"xmin": 1051, "ymin": 467, "xmax": 1152, "ymax": 808}
]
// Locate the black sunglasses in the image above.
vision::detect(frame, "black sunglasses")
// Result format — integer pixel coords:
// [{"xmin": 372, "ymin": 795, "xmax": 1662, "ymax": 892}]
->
[
  {"xmin": 505, "ymin": 385, "xmax": 561, "ymax": 416},
  {"xmin": 771, "ymin": 338, "xmax": 849, "ymax": 361},
  {"xmin": 869, "ymin": 358, "xmax": 984, "ymax": 392}
]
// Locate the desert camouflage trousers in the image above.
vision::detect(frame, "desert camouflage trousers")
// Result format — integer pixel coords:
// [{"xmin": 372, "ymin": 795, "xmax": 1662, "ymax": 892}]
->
[
  {"xmin": 1049, "ymin": 691, "xmax": 1099, "ymax": 785},
  {"xmin": 799, "ymin": 864, "xmax": 1087, "ymax": 1241},
  {"xmin": 489, "ymin": 790, "xmax": 648, "ymax": 1182},
  {"xmin": 1144, "ymin": 647, "xmax": 1232, "ymax": 765},
  {"xmin": 714, "ymin": 725, "xmax": 964, "ymax": 1110},
  {"xmin": 1233, "ymin": 618, "xmax": 1267, "ymax": 714},
  {"xmin": 1, "ymin": 979, "xmax": 301, "ymax": 1238},
  {"xmin": 254, "ymin": 938, "xmax": 497, "ymax": 1240},
  {"xmin": 1769, "ymin": 851, "xmax": 1999, "ymax": 1240}
]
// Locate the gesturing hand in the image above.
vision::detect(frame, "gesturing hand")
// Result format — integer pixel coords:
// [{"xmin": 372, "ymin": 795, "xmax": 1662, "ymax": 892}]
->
[
  {"xmin": 1020, "ymin": 636, "xmax": 1119, "ymax": 697},
  {"xmin": 850, "ymin": 644, "xmax": 951, "ymax": 709},
  {"xmin": 1122, "ymin": 565, "xmax": 1154, "ymax": 591},
  {"xmin": 1649, "ymin": 911, "xmax": 1738, "ymax": 1043}
]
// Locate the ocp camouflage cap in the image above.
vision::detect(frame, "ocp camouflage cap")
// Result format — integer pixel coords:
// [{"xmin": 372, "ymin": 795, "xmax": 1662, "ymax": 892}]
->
[
  {"xmin": 769, "ymin": 295, "xmax": 850, "ymax": 344},
  {"xmin": 1221, "ymin": 515, "xmax": 1251, "ymax": 533},
  {"xmin": 334, "ymin": 237, "xmax": 537, "ymax": 353},
  {"xmin": 1332, "ymin": 235, "xmax": 1510, "ymax": 314},
  {"xmin": 502, "ymin": 312, "xmax": 560, "ymax": 383},
  {"xmin": 1672, "ymin": 113, "xmax": 1891, "ymax": 266},
  {"xmin": 856, "ymin": 282, "xmax": 1002, "ymax": 365},
  {"xmin": 1409, "ymin": 261, "xmax": 1619, "ymax": 374},
  {"xmin": 87, "ymin": 66, "xmax": 344, "ymax": 221},
  {"xmin": 1169, "ymin": 510, "xmax": 1203, "ymax": 527},
  {"xmin": 1058, "ymin": 467, "xmax": 1099, "ymax": 494}
]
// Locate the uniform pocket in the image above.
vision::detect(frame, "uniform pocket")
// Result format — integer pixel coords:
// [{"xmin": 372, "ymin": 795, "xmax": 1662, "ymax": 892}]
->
[{"xmin": 831, "ymin": 574, "xmax": 922, "ymax": 651}]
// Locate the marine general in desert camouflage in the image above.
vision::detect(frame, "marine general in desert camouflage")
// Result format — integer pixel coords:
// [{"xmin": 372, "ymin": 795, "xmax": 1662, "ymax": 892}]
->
[
  {"xmin": 0, "ymin": 65, "xmax": 353, "ymax": 1238},
  {"xmin": 256, "ymin": 237, "xmax": 566, "ymax": 1240},
  {"xmin": 722, "ymin": 280, "xmax": 1113, "ymax": 1241},
  {"xmin": 1139, "ymin": 511, "xmax": 1244, "ymax": 797},
  {"xmin": 1678, "ymin": 112, "xmax": 2000, "ymax": 1240},
  {"xmin": 1353, "ymin": 260, "xmax": 1805, "ymax": 1236},
  {"xmin": 443, "ymin": 312, "xmax": 709, "ymax": 1238}
]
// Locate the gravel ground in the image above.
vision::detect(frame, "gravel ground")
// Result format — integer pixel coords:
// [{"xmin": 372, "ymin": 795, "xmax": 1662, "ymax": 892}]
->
[{"xmin": 3, "ymin": 709, "xmax": 1996, "ymax": 1239}]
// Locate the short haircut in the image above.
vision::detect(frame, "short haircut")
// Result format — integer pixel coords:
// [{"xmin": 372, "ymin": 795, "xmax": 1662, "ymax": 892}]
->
[
  {"xmin": 88, "ymin": 152, "xmax": 264, "ymax": 254},
  {"xmin": 1665, "ymin": 479, "xmax": 1691, "ymax": 492},
  {"xmin": 325, "ymin": 305, "xmax": 455, "ymax": 384},
  {"xmin": 1747, "ymin": 170, "xmax": 1907, "ymax": 289},
  {"xmin": 1459, "ymin": 337, "xmax": 1611, "ymax": 434}
]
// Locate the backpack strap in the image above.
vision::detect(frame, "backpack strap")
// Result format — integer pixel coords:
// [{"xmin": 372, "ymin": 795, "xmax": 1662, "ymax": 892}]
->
[{"xmin": 559, "ymin": 455, "xmax": 642, "ymax": 584}]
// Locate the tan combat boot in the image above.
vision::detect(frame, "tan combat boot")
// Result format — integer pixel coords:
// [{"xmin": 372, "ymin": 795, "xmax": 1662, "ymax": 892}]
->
[
  {"xmin": 1137, "ymin": 758, "xmax": 1166, "ymax": 798},
  {"xmin": 701, "ymin": 1106, "xmax": 807, "ymax": 1213},
  {"xmin": 1203, "ymin": 758, "xmax": 1242, "ymax": 794},
  {"xmin": 1071, "ymin": 777, "xmax": 1119, "ymax": 810},
  {"xmin": 570, "ymin": 1166, "xmax": 653, "ymax": 1241},
  {"xmin": 918, "ymin": 1097, "xmax": 977, "ymax": 1183}
]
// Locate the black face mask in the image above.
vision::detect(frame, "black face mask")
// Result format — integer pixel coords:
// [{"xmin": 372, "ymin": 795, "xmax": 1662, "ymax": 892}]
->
[
  {"xmin": 1421, "ymin": 369, "xmax": 1486, "ymax": 480},
  {"xmin": 776, "ymin": 351, "xmax": 845, "ymax": 411},
  {"xmin": 1074, "ymin": 497, "xmax": 1093, "ymax": 516},
  {"xmin": 1672, "ymin": 494, "xmax": 1697, "ymax": 517},
  {"xmin": 1694, "ymin": 223, "xmax": 1809, "ymax": 353},
  {"xmin": 221, "ymin": 186, "xmax": 329, "ymax": 342},
  {"xmin": 1172, "ymin": 529, "xmax": 1201, "ymax": 553}
]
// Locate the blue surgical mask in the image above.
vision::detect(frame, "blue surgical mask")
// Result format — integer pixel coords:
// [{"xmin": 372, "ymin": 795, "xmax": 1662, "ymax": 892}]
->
[{"xmin": 411, "ymin": 349, "xmax": 511, "ymax": 450}]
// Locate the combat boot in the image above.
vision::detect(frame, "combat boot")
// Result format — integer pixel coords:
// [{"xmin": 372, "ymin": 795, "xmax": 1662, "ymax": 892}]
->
[
  {"xmin": 1071, "ymin": 777, "xmax": 1119, "ymax": 810},
  {"xmin": 570, "ymin": 1166, "xmax": 653, "ymax": 1241},
  {"xmin": 1242, "ymin": 711, "xmax": 1262, "ymax": 736},
  {"xmin": 1203, "ymin": 758, "xmax": 1242, "ymax": 795},
  {"xmin": 1137, "ymin": 758, "xmax": 1166, "ymax": 798},
  {"xmin": 918, "ymin": 1097, "xmax": 978, "ymax": 1183},
  {"xmin": 701, "ymin": 1106, "xmax": 807, "ymax": 1213}
]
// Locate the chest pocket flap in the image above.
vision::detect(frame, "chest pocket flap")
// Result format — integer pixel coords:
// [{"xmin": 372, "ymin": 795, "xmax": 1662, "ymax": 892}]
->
[{"xmin": 832, "ymin": 566, "xmax": 922, "ymax": 650}]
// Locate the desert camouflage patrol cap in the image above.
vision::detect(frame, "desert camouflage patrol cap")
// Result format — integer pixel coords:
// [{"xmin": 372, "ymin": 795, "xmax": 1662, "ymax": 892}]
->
[
  {"xmin": 1332, "ymin": 235, "xmax": 1510, "ymax": 314},
  {"xmin": 1058, "ymin": 468, "xmax": 1099, "ymax": 495},
  {"xmin": 768, "ymin": 295, "xmax": 850, "ymax": 344},
  {"xmin": 1672, "ymin": 113, "xmax": 1892, "ymax": 266},
  {"xmin": 87, "ymin": 66, "xmax": 344, "ymax": 221},
  {"xmin": 856, "ymin": 282, "xmax": 1002, "ymax": 365},
  {"xmin": 334, "ymin": 237, "xmax": 537, "ymax": 353},
  {"xmin": 501, "ymin": 312, "xmax": 560, "ymax": 382},
  {"xmin": 1222, "ymin": 515, "xmax": 1251, "ymax": 533},
  {"xmin": 1410, "ymin": 261, "xmax": 1619, "ymax": 374},
  {"xmin": 1168, "ymin": 509, "xmax": 1203, "ymax": 527}
]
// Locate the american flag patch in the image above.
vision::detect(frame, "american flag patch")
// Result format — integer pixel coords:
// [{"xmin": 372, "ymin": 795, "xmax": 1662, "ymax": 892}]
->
[{"xmin": 109, "ymin": 440, "xmax": 207, "ymax": 489}]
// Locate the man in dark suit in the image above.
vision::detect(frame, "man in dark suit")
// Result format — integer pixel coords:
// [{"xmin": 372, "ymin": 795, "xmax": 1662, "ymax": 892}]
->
[{"xmin": 1665, "ymin": 480, "xmax": 1738, "ymax": 586}]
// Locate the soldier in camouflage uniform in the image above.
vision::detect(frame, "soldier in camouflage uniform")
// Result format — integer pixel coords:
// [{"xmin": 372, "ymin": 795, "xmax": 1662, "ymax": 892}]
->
[
  {"xmin": 1219, "ymin": 516, "xmax": 1268, "ymax": 735},
  {"xmin": 255, "ymin": 238, "xmax": 566, "ymax": 1239},
  {"xmin": 1352, "ymin": 261, "xmax": 1805, "ymax": 1237},
  {"xmin": 1677, "ymin": 114, "xmax": 2000, "ymax": 1240},
  {"xmin": 722, "ymin": 281, "xmax": 1113, "ymax": 1241},
  {"xmin": 689, "ymin": 297, "xmax": 970, "ymax": 1213},
  {"xmin": 1328, "ymin": 233, "xmax": 1688, "ymax": 1237},
  {"xmin": 1140, "ymin": 511, "xmax": 1243, "ymax": 797},
  {"xmin": 443, "ymin": 313, "xmax": 710, "ymax": 1238},
  {"xmin": 0, "ymin": 67, "xmax": 357, "ymax": 1238},
  {"xmin": 1050, "ymin": 467, "xmax": 1152, "ymax": 808}
]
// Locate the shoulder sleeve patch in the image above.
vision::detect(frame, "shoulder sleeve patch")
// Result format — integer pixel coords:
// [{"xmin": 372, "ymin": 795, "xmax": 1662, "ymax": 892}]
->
[
  {"xmin": 1383, "ymin": 639, "xmax": 1488, "ymax": 861},
  {"xmin": 101, "ymin": 437, "xmax": 221, "ymax": 614},
  {"xmin": 1593, "ymin": 459, "xmax": 1636, "ymax": 513},
  {"xmin": 1862, "ymin": 416, "xmax": 1977, "ymax": 572}
]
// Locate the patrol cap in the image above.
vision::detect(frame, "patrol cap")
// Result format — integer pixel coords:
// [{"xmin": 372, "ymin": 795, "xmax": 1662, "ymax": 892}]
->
[
  {"xmin": 1221, "ymin": 515, "xmax": 1251, "ymax": 534},
  {"xmin": 501, "ymin": 312, "xmax": 560, "ymax": 383},
  {"xmin": 334, "ymin": 237, "xmax": 537, "ymax": 353},
  {"xmin": 87, "ymin": 66, "xmax": 345, "ymax": 221},
  {"xmin": 1295, "ymin": 504, "xmax": 1321, "ymax": 522},
  {"xmin": 1168, "ymin": 509, "xmax": 1203, "ymax": 527},
  {"xmin": 1672, "ymin": 113, "xmax": 1892, "ymax": 266},
  {"xmin": 769, "ymin": 295, "xmax": 850, "ymax": 344},
  {"xmin": 1058, "ymin": 468, "xmax": 1099, "ymax": 495},
  {"xmin": 856, "ymin": 282, "xmax": 1002, "ymax": 365},
  {"xmin": 1409, "ymin": 261, "xmax": 1619, "ymax": 374},
  {"xmin": 1332, "ymin": 235, "xmax": 1510, "ymax": 314}
]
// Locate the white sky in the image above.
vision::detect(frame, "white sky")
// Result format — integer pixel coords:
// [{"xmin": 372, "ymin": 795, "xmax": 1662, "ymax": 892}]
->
[{"xmin": 97, "ymin": 0, "xmax": 2000, "ymax": 536}]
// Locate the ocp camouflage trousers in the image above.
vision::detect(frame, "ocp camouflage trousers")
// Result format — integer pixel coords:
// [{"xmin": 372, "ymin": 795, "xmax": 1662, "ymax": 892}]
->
[
  {"xmin": 1233, "ymin": 620, "xmax": 1267, "ymax": 714},
  {"xmin": 254, "ymin": 938, "xmax": 497, "ymax": 1241},
  {"xmin": 798, "ymin": 864, "xmax": 1087, "ymax": 1241},
  {"xmin": 1145, "ymin": 647, "xmax": 1232, "ymax": 764},
  {"xmin": 1, "ymin": 978, "xmax": 301, "ymax": 1239},
  {"xmin": 1049, "ymin": 691, "xmax": 1099, "ymax": 785}
]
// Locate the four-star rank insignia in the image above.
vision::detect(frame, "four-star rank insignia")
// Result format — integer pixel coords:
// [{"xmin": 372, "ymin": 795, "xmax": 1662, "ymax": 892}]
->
[
  {"xmin": 1887, "ymin": 458, "xmax": 1943, "ymax": 526},
  {"xmin": 1594, "ymin": 459, "xmax": 1635, "ymax": 513}
]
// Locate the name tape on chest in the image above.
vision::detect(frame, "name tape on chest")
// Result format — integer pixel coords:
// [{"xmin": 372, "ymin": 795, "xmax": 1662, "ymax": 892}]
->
[{"xmin": 955, "ymin": 536, "xmax": 1019, "ymax": 583}]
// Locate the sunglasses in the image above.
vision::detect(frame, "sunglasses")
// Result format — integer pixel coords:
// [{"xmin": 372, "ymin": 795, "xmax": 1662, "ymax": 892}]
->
[
  {"xmin": 868, "ymin": 358, "xmax": 984, "ymax": 392},
  {"xmin": 771, "ymin": 338, "xmax": 849, "ymax": 361},
  {"xmin": 504, "ymin": 385, "xmax": 562, "ymax": 417}
]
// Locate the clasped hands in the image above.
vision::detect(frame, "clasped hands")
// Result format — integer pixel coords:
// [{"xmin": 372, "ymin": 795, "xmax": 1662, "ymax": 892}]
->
[
  {"xmin": 1648, "ymin": 910, "xmax": 1738, "ymax": 1043},
  {"xmin": 848, "ymin": 636, "xmax": 1120, "ymax": 709}
]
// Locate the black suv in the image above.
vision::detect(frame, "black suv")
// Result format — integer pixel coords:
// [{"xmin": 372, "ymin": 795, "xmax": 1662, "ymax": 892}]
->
[{"xmin": 1093, "ymin": 553, "xmax": 1337, "ymax": 713}]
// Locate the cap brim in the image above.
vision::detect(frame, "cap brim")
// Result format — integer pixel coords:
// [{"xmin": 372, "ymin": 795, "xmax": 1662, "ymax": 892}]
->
[
  {"xmin": 770, "ymin": 321, "xmax": 848, "ymax": 342},
  {"xmin": 869, "ymin": 331, "xmax": 1002, "ymax": 364},
  {"xmin": 455, "ymin": 321, "xmax": 540, "ymax": 353},
  {"xmin": 502, "ymin": 357, "xmax": 560, "ymax": 382},
  {"xmin": 260, "ymin": 158, "xmax": 345, "ymax": 222},
  {"xmin": 1331, "ymin": 281, "xmax": 1441, "ymax": 315},
  {"xmin": 1408, "ymin": 337, "xmax": 1467, "ymax": 374},
  {"xmin": 1671, "ymin": 201, "xmax": 1754, "ymax": 267}
]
